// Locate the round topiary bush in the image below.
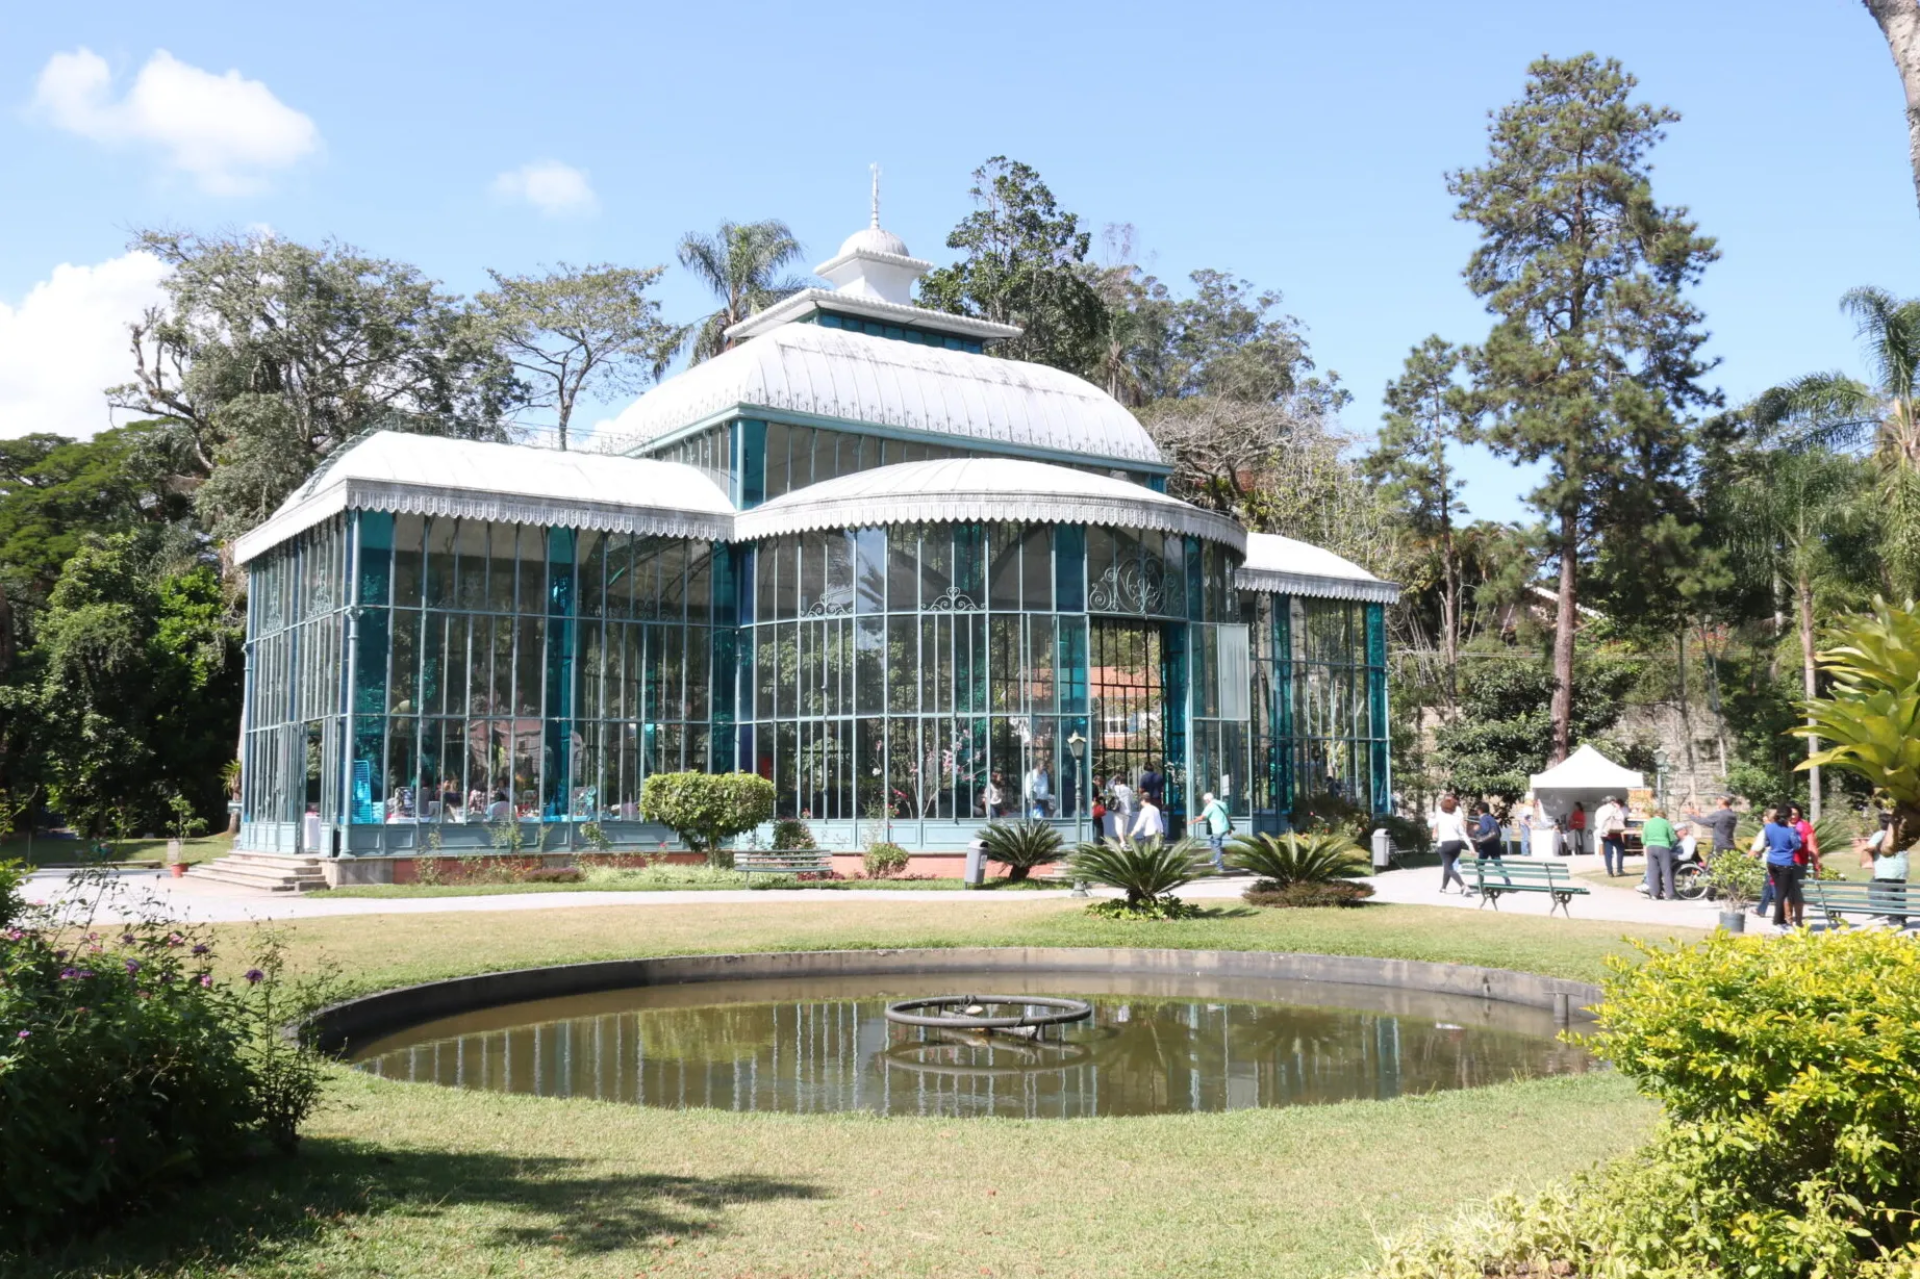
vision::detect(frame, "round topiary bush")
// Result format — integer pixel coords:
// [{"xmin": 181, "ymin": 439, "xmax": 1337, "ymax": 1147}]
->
[
  {"xmin": 862, "ymin": 843, "xmax": 910, "ymax": 879},
  {"xmin": 640, "ymin": 772, "xmax": 776, "ymax": 868}
]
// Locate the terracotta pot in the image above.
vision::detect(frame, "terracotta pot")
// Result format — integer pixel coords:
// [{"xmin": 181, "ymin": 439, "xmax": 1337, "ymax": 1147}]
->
[{"xmin": 169, "ymin": 861, "xmax": 188, "ymax": 878}]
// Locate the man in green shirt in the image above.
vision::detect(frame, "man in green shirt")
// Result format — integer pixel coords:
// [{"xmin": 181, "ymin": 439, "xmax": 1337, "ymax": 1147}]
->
[
  {"xmin": 1640, "ymin": 809, "xmax": 1679, "ymax": 901},
  {"xmin": 1200, "ymin": 791, "xmax": 1232, "ymax": 871}
]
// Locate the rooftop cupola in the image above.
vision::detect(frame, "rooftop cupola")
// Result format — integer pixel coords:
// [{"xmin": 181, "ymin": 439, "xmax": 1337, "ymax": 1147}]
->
[{"xmin": 811, "ymin": 165, "xmax": 932, "ymax": 306}]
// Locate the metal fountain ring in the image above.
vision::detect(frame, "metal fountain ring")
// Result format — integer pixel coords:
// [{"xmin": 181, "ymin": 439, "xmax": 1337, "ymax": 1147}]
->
[{"xmin": 883, "ymin": 994, "xmax": 1093, "ymax": 1031}]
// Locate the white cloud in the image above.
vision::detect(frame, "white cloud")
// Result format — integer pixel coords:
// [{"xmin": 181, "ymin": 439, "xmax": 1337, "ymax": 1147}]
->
[
  {"xmin": 32, "ymin": 48, "xmax": 320, "ymax": 195},
  {"xmin": 490, "ymin": 160, "xmax": 599, "ymax": 217},
  {"xmin": 0, "ymin": 253, "xmax": 171, "ymax": 440}
]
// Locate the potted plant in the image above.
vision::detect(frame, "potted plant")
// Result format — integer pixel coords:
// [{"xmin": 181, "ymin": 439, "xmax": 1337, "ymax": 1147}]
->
[
  {"xmin": 1706, "ymin": 849, "xmax": 1764, "ymax": 932},
  {"xmin": 165, "ymin": 792, "xmax": 208, "ymax": 877}
]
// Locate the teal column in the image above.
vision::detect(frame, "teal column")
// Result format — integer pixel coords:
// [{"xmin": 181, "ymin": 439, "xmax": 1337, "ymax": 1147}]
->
[
  {"xmin": 710, "ymin": 540, "xmax": 737, "ymax": 774},
  {"xmin": 544, "ymin": 528, "xmax": 576, "ymax": 818},
  {"xmin": 349, "ymin": 511, "xmax": 393, "ymax": 826},
  {"xmin": 1365, "ymin": 602, "xmax": 1390, "ymax": 814},
  {"xmin": 1272, "ymin": 597, "xmax": 1295, "ymax": 829}
]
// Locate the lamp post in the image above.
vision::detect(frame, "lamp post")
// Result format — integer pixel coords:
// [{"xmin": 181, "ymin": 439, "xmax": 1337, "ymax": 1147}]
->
[{"xmin": 1067, "ymin": 730, "xmax": 1089, "ymax": 897}]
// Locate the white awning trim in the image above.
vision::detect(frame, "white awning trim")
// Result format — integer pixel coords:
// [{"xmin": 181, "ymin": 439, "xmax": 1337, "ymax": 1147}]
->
[
  {"xmin": 1233, "ymin": 531, "xmax": 1400, "ymax": 604},
  {"xmin": 602, "ymin": 323, "xmax": 1163, "ymax": 465},
  {"xmin": 234, "ymin": 433, "xmax": 734, "ymax": 565},
  {"xmin": 734, "ymin": 457, "xmax": 1246, "ymax": 551}
]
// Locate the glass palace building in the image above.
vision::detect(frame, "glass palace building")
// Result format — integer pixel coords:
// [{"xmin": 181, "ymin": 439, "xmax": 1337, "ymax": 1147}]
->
[{"xmin": 232, "ymin": 211, "xmax": 1397, "ymax": 873}]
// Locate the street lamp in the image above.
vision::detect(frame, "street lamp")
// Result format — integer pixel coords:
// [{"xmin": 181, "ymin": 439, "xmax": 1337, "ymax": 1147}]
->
[{"xmin": 1067, "ymin": 730, "xmax": 1089, "ymax": 897}]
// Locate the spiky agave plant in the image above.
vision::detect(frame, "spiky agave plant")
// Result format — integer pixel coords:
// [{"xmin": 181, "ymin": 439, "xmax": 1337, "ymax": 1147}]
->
[
  {"xmin": 1068, "ymin": 836, "xmax": 1212, "ymax": 906},
  {"xmin": 976, "ymin": 820, "xmax": 1064, "ymax": 882},
  {"xmin": 1225, "ymin": 832, "xmax": 1368, "ymax": 890}
]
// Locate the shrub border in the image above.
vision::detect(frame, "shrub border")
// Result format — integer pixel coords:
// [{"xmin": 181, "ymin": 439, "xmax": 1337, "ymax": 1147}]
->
[{"xmin": 306, "ymin": 947, "xmax": 1601, "ymax": 1055}]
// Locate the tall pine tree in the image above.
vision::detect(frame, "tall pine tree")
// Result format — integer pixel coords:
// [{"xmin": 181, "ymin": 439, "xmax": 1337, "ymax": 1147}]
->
[{"xmin": 1449, "ymin": 54, "xmax": 1719, "ymax": 762}]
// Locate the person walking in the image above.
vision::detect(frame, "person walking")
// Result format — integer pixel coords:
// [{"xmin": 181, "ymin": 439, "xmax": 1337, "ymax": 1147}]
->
[
  {"xmin": 1471, "ymin": 801, "xmax": 1504, "ymax": 860},
  {"xmin": 1753, "ymin": 807, "xmax": 1805, "ymax": 929},
  {"xmin": 1513, "ymin": 795, "xmax": 1534, "ymax": 856},
  {"xmin": 1110, "ymin": 777, "xmax": 1138, "ymax": 846},
  {"xmin": 1594, "ymin": 795, "xmax": 1627, "ymax": 877},
  {"xmin": 1640, "ymin": 807, "xmax": 1679, "ymax": 901},
  {"xmin": 1859, "ymin": 809, "xmax": 1909, "ymax": 928},
  {"xmin": 1564, "ymin": 802, "xmax": 1587, "ymax": 857},
  {"xmin": 1432, "ymin": 794, "xmax": 1472, "ymax": 894},
  {"xmin": 1138, "ymin": 762, "xmax": 1165, "ymax": 810},
  {"xmin": 1788, "ymin": 802, "xmax": 1821, "ymax": 877},
  {"xmin": 1199, "ymin": 791, "xmax": 1232, "ymax": 870},
  {"xmin": 1130, "ymin": 794, "xmax": 1166, "ymax": 844}
]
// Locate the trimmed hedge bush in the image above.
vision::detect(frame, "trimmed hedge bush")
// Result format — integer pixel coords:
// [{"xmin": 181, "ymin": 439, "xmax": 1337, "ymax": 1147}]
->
[
  {"xmin": 862, "ymin": 843, "xmax": 910, "ymax": 879},
  {"xmin": 1363, "ymin": 927, "xmax": 1920, "ymax": 1278},
  {"xmin": 1243, "ymin": 880, "xmax": 1374, "ymax": 909},
  {"xmin": 640, "ymin": 772, "xmax": 776, "ymax": 868}
]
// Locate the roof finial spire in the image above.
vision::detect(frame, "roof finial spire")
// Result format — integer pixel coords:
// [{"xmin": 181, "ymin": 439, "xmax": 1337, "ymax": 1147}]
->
[{"xmin": 870, "ymin": 162, "xmax": 881, "ymax": 229}]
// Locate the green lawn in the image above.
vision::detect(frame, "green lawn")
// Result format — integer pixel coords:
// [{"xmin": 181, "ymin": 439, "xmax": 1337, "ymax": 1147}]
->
[
  {"xmin": 2, "ymin": 831, "xmax": 233, "ymax": 869},
  {"xmin": 16, "ymin": 900, "xmax": 1698, "ymax": 1278},
  {"xmin": 24, "ymin": 1067, "xmax": 1653, "ymax": 1279}
]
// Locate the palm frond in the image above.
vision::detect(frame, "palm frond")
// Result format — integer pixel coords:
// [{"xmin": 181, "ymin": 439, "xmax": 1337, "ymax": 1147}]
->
[
  {"xmin": 1225, "ymin": 832, "xmax": 1368, "ymax": 887},
  {"xmin": 976, "ymin": 820, "xmax": 1064, "ymax": 882},
  {"xmin": 1068, "ymin": 837, "xmax": 1211, "ymax": 905}
]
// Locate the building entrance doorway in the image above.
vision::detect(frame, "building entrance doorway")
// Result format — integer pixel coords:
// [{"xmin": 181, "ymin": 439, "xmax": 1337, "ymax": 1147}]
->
[{"xmin": 1089, "ymin": 619, "xmax": 1179, "ymax": 819}]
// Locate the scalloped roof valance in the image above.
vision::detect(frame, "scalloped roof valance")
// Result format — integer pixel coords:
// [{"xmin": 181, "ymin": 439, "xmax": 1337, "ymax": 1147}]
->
[
  {"xmin": 733, "ymin": 457, "xmax": 1246, "ymax": 551},
  {"xmin": 1234, "ymin": 532, "xmax": 1399, "ymax": 604},
  {"xmin": 233, "ymin": 433, "xmax": 734, "ymax": 565}
]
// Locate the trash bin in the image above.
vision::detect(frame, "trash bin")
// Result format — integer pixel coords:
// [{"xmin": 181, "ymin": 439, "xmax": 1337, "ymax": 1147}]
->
[
  {"xmin": 1370, "ymin": 827, "xmax": 1393, "ymax": 872},
  {"xmin": 963, "ymin": 837, "xmax": 988, "ymax": 887}
]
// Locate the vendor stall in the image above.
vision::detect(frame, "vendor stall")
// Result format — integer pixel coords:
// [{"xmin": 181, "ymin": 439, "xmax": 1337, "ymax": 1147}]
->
[{"xmin": 1527, "ymin": 745, "xmax": 1646, "ymax": 856}]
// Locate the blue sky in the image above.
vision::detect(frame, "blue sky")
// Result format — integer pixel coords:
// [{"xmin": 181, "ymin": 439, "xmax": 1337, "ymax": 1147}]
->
[{"xmin": 3, "ymin": 0, "xmax": 1917, "ymax": 524}]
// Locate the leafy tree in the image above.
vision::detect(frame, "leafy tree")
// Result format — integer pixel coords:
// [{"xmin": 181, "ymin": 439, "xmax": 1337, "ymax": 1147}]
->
[
  {"xmin": 21, "ymin": 533, "xmax": 240, "ymax": 835},
  {"xmin": 1746, "ymin": 286, "xmax": 1920, "ymax": 589},
  {"xmin": 1163, "ymin": 270, "xmax": 1317, "ymax": 404},
  {"xmin": 1429, "ymin": 646, "xmax": 1645, "ymax": 802},
  {"xmin": 676, "ymin": 221, "xmax": 807, "ymax": 363},
  {"xmin": 1450, "ymin": 54, "xmax": 1720, "ymax": 764},
  {"xmin": 0, "ymin": 424, "xmax": 193, "ymax": 612},
  {"xmin": 475, "ymin": 263, "xmax": 682, "ymax": 450},
  {"xmin": 113, "ymin": 229, "xmax": 517, "ymax": 546},
  {"xmin": 920, "ymin": 157, "xmax": 1108, "ymax": 377},
  {"xmin": 1364, "ymin": 337, "xmax": 1473, "ymax": 695},
  {"xmin": 639, "ymin": 771, "xmax": 775, "ymax": 868}
]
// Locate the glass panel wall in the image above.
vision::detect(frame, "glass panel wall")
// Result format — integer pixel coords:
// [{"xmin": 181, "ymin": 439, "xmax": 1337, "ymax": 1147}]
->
[
  {"xmin": 738, "ymin": 521, "xmax": 1239, "ymax": 832},
  {"xmin": 242, "ymin": 515, "xmax": 349, "ymax": 847},
  {"xmin": 328, "ymin": 513, "xmax": 720, "ymax": 836},
  {"xmin": 1247, "ymin": 593, "xmax": 1392, "ymax": 825}
]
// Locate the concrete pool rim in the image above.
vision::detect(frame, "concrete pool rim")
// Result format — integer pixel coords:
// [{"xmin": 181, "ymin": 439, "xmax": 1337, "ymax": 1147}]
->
[{"xmin": 306, "ymin": 946, "xmax": 1603, "ymax": 1056}]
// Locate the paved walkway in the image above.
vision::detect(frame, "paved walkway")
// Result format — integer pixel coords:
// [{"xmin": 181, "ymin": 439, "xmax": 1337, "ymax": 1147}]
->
[{"xmin": 22, "ymin": 849, "xmax": 1742, "ymax": 931}]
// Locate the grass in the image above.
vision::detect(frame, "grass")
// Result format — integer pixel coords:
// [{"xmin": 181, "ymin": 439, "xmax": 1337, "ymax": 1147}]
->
[
  {"xmin": 17, "ymin": 901, "xmax": 1702, "ymax": 1277},
  {"xmin": 21, "ymin": 1066, "xmax": 1654, "ymax": 1279},
  {"xmin": 212, "ymin": 897, "xmax": 1701, "ymax": 998},
  {"xmin": 2, "ymin": 831, "xmax": 233, "ymax": 869},
  {"xmin": 311, "ymin": 874, "xmax": 1079, "ymax": 899}
]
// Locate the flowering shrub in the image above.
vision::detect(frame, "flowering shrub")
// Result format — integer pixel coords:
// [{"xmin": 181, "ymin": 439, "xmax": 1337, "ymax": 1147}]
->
[
  {"xmin": 862, "ymin": 842, "xmax": 910, "ymax": 879},
  {"xmin": 0, "ymin": 873, "xmax": 330, "ymax": 1244}
]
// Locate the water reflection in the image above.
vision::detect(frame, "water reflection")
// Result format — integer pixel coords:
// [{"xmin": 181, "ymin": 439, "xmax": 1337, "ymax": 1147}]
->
[{"xmin": 351, "ymin": 972, "xmax": 1590, "ymax": 1119}]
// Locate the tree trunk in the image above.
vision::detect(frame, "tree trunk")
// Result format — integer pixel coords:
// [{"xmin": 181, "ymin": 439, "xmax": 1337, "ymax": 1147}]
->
[
  {"xmin": 1865, "ymin": 0, "xmax": 1920, "ymax": 220},
  {"xmin": 1550, "ymin": 509, "xmax": 1578, "ymax": 764},
  {"xmin": 1678, "ymin": 627, "xmax": 1695, "ymax": 806},
  {"xmin": 1798, "ymin": 572, "xmax": 1822, "ymax": 821}
]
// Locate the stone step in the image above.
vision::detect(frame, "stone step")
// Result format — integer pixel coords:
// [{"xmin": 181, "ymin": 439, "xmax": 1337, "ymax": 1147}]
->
[
  {"xmin": 187, "ymin": 857, "xmax": 326, "ymax": 893},
  {"xmin": 219, "ymin": 850, "xmax": 325, "ymax": 871}
]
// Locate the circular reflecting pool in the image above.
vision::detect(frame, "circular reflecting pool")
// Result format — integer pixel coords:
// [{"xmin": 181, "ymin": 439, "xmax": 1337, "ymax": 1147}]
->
[{"xmin": 350, "ymin": 970, "xmax": 1591, "ymax": 1119}]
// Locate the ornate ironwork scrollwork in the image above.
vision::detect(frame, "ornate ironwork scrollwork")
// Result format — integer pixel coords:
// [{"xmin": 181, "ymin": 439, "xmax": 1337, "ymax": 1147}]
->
[{"xmin": 1087, "ymin": 553, "xmax": 1167, "ymax": 614}]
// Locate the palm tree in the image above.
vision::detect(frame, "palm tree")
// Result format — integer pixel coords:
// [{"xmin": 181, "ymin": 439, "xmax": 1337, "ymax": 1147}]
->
[
  {"xmin": 676, "ymin": 221, "xmax": 808, "ymax": 363},
  {"xmin": 1754, "ymin": 286, "xmax": 1920, "ymax": 585},
  {"xmin": 1717, "ymin": 427, "xmax": 1878, "ymax": 818}
]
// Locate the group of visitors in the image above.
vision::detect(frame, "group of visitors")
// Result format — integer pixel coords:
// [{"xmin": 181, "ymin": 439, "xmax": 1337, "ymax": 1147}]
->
[
  {"xmin": 1752, "ymin": 804, "xmax": 1819, "ymax": 927},
  {"xmin": 1087, "ymin": 763, "xmax": 1169, "ymax": 846}
]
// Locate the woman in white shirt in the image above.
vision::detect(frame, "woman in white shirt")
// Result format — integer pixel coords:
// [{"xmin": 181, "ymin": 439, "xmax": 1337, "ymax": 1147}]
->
[{"xmin": 1432, "ymin": 794, "xmax": 1472, "ymax": 894}]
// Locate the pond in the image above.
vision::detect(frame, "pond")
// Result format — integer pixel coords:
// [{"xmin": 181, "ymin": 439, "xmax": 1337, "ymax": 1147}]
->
[{"xmin": 350, "ymin": 970, "xmax": 1591, "ymax": 1119}]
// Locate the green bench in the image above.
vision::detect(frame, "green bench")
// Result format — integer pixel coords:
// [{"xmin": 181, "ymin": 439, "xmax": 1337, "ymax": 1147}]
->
[
  {"xmin": 1804, "ymin": 878, "xmax": 1913, "ymax": 930},
  {"xmin": 734, "ymin": 849, "xmax": 834, "ymax": 879},
  {"xmin": 1462, "ymin": 857, "xmax": 1591, "ymax": 917}
]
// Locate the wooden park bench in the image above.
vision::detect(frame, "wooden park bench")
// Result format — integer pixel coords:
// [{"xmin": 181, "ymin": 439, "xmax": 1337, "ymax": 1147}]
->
[
  {"xmin": 734, "ymin": 849, "xmax": 834, "ymax": 880},
  {"xmin": 1804, "ymin": 878, "xmax": 1914, "ymax": 930},
  {"xmin": 1461, "ymin": 857, "xmax": 1591, "ymax": 917}
]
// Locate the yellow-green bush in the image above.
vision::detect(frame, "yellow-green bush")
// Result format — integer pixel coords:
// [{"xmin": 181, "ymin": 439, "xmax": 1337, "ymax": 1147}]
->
[{"xmin": 1361, "ymin": 929, "xmax": 1920, "ymax": 1277}]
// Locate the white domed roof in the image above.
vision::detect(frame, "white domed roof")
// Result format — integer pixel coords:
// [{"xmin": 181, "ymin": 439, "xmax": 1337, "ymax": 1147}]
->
[
  {"xmin": 604, "ymin": 322, "xmax": 1164, "ymax": 467},
  {"xmin": 736, "ymin": 456, "xmax": 1244, "ymax": 550},
  {"xmin": 837, "ymin": 224, "xmax": 911, "ymax": 259}
]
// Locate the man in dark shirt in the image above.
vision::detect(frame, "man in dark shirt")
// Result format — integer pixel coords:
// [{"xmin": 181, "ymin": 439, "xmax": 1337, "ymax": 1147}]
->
[
  {"xmin": 1692, "ymin": 796, "xmax": 1740, "ymax": 853},
  {"xmin": 1138, "ymin": 762, "xmax": 1164, "ymax": 808}
]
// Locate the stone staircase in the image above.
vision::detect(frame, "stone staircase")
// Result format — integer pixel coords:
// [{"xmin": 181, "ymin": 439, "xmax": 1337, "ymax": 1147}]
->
[{"xmin": 187, "ymin": 850, "xmax": 328, "ymax": 893}]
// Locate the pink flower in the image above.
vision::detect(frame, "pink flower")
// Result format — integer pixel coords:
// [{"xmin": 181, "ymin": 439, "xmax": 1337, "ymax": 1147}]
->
[
  {"xmin": 14, "ymin": 1030, "xmax": 27, "ymax": 1040},
  {"xmin": 199, "ymin": 974, "xmax": 213, "ymax": 988}
]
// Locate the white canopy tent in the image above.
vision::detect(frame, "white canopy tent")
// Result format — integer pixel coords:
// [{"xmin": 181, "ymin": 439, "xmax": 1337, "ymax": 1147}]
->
[{"xmin": 1528, "ymin": 745, "xmax": 1646, "ymax": 835}]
